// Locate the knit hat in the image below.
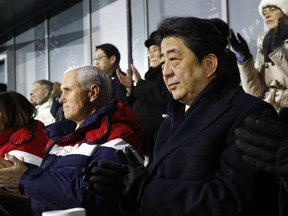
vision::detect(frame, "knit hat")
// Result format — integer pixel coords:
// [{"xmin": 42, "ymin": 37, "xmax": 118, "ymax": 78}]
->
[
  {"xmin": 144, "ymin": 31, "xmax": 161, "ymax": 48},
  {"xmin": 258, "ymin": 0, "xmax": 288, "ymax": 18}
]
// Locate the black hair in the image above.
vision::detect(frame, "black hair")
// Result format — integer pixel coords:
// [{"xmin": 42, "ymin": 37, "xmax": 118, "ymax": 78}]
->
[
  {"xmin": 144, "ymin": 30, "xmax": 162, "ymax": 48},
  {"xmin": 157, "ymin": 16, "xmax": 225, "ymax": 65},
  {"xmin": 209, "ymin": 18, "xmax": 230, "ymax": 47},
  {"xmin": 95, "ymin": 43, "xmax": 121, "ymax": 64},
  {"xmin": 0, "ymin": 83, "xmax": 7, "ymax": 92}
]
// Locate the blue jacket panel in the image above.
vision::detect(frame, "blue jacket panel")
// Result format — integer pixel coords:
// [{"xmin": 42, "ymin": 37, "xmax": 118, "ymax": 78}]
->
[{"xmin": 20, "ymin": 100, "xmax": 143, "ymax": 216}]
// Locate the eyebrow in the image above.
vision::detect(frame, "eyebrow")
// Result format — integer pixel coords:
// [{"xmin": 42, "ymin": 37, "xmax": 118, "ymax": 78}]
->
[{"xmin": 161, "ymin": 48, "xmax": 178, "ymax": 57}]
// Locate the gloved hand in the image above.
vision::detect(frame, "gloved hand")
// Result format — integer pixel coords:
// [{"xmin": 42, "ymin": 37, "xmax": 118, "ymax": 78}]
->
[
  {"xmin": 235, "ymin": 108, "xmax": 288, "ymax": 180},
  {"xmin": 271, "ymin": 17, "xmax": 288, "ymax": 51},
  {"xmin": 229, "ymin": 30, "xmax": 252, "ymax": 61},
  {"xmin": 86, "ymin": 148, "xmax": 153, "ymax": 203}
]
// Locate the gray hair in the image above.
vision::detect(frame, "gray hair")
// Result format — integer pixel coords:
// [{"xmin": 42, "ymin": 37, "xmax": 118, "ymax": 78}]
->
[
  {"xmin": 64, "ymin": 65, "xmax": 111, "ymax": 106},
  {"xmin": 33, "ymin": 79, "xmax": 53, "ymax": 92}
]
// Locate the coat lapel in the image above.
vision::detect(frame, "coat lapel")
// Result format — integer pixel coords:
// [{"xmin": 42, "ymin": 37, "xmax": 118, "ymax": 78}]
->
[{"xmin": 148, "ymin": 87, "xmax": 238, "ymax": 172}]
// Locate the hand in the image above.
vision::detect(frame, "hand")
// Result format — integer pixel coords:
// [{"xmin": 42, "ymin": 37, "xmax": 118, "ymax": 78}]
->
[
  {"xmin": 229, "ymin": 30, "xmax": 251, "ymax": 60},
  {"xmin": 0, "ymin": 154, "xmax": 27, "ymax": 193},
  {"xmin": 271, "ymin": 17, "xmax": 288, "ymax": 51},
  {"xmin": 116, "ymin": 68, "xmax": 132, "ymax": 89},
  {"xmin": 129, "ymin": 64, "xmax": 141, "ymax": 85},
  {"xmin": 116, "ymin": 68, "xmax": 133, "ymax": 96},
  {"xmin": 235, "ymin": 108, "xmax": 288, "ymax": 180},
  {"xmin": 87, "ymin": 148, "xmax": 152, "ymax": 203}
]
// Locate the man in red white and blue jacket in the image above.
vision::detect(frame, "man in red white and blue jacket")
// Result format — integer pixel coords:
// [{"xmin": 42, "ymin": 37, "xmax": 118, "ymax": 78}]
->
[{"xmin": 0, "ymin": 65, "xmax": 143, "ymax": 216}]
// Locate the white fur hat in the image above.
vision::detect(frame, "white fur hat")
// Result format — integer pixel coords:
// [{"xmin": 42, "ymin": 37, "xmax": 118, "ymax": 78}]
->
[{"xmin": 258, "ymin": 0, "xmax": 288, "ymax": 17}]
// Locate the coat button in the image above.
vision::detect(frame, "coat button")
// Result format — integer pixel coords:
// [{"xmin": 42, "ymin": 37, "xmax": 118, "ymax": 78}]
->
[{"xmin": 265, "ymin": 63, "xmax": 269, "ymax": 68}]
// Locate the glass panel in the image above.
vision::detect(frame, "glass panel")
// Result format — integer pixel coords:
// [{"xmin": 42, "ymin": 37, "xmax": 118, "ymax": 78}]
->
[
  {"xmin": 228, "ymin": 0, "xmax": 264, "ymax": 57},
  {"xmin": 91, "ymin": 0, "xmax": 128, "ymax": 71},
  {"xmin": 131, "ymin": 0, "xmax": 147, "ymax": 77},
  {"xmin": 49, "ymin": 1, "xmax": 85, "ymax": 83},
  {"xmin": 15, "ymin": 22, "xmax": 46, "ymax": 98},
  {"xmin": 147, "ymin": 0, "xmax": 223, "ymax": 32},
  {"xmin": 0, "ymin": 59, "xmax": 5, "ymax": 82}
]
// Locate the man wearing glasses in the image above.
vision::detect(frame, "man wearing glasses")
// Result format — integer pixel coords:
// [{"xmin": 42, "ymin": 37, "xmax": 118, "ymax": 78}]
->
[{"xmin": 94, "ymin": 43, "xmax": 129, "ymax": 105}]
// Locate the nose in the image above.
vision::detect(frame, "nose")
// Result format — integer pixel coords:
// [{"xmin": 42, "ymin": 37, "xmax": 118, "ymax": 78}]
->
[
  {"xmin": 162, "ymin": 61, "xmax": 173, "ymax": 78},
  {"xmin": 58, "ymin": 92, "xmax": 64, "ymax": 104},
  {"xmin": 264, "ymin": 10, "xmax": 271, "ymax": 19},
  {"xmin": 94, "ymin": 61, "xmax": 100, "ymax": 66}
]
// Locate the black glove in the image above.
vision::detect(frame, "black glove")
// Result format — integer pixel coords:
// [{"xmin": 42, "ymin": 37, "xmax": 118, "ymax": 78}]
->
[
  {"xmin": 235, "ymin": 108, "xmax": 288, "ymax": 180},
  {"xmin": 271, "ymin": 17, "xmax": 288, "ymax": 51},
  {"xmin": 229, "ymin": 30, "xmax": 252, "ymax": 61},
  {"xmin": 87, "ymin": 148, "xmax": 153, "ymax": 203}
]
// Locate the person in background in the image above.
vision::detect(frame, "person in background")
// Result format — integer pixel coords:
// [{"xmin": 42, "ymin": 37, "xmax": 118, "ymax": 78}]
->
[
  {"xmin": 31, "ymin": 79, "xmax": 55, "ymax": 126},
  {"xmin": 235, "ymin": 108, "xmax": 288, "ymax": 215},
  {"xmin": 117, "ymin": 30, "xmax": 172, "ymax": 163},
  {"xmin": 50, "ymin": 81, "xmax": 65, "ymax": 122},
  {"xmin": 29, "ymin": 93, "xmax": 37, "ymax": 106},
  {"xmin": 229, "ymin": 0, "xmax": 288, "ymax": 111},
  {"xmin": 0, "ymin": 65, "xmax": 143, "ymax": 216},
  {"xmin": 84, "ymin": 16, "xmax": 279, "ymax": 216},
  {"xmin": 0, "ymin": 83, "xmax": 7, "ymax": 92},
  {"xmin": 209, "ymin": 18, "xmax": 241, "ymax": 87},
  {"xmin": 94, "ymin": 43, "xmax": 129, "ymax": 105},
  {"xmin": 0, "ymin": 91, "xmax": 47, "ymax": 168}
]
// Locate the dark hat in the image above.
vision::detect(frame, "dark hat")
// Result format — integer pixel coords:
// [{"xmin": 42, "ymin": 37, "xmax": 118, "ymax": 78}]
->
[
  {"xmin": 144, "ymin": 31, "xmax": 161, "ymax": 48},
  {"xmin": 0, "ymin": 83, "xmax": 7, "ymax": 92}
]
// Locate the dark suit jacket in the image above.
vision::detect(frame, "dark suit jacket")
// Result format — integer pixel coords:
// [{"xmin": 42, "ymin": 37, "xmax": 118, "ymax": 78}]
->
[
  {"xmin": 142, "ymin": 78, "xmax": 278, "ymax": 216},
  {"xmin": 131, "ymin": 66, "xmax": 171, "ymax": 158}
]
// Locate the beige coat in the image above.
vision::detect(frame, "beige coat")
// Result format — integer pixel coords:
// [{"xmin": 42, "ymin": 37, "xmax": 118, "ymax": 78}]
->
[{"xmin": 238, "ymin": 32, "xmax": 288, "ymax": 111}]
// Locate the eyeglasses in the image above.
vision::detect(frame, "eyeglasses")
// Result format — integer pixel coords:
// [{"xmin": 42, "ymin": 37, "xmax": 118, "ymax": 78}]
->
[{"xmin": 93, "ymin": 56, "xmax": 108, "ymax": 62}]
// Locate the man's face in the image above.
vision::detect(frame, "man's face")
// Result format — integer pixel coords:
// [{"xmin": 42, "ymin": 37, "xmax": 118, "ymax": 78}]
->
[
  {"xmin": 59, "ymin": 70, "xmax": 94, "ymax": 125},
  {"xmin": 160, "ymin": 36, "xmax": 210, "ymax": 106},
  {"xmin": 263, "ymin": 6, "xmax": 288, "ymax": 30},
  {"xmin": 31, "ymin": 83, "xmax": 49, "ymax": 105},
  {"xmin": 147, "ymin": 45, "xmax": 161, "ymax": 68},
  {"xmin": 94, "ymin": 49, "xmax": 113, "ymax": 73}
]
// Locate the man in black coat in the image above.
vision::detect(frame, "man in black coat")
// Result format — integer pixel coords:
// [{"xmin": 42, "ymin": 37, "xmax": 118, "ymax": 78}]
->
[
  {"xmin": 117, "ymin": 31, "xmax": 171, "ymax": 163},
  {"xmin": 83, "ymin": 17, "xmax": 279, "ymax": 216}
]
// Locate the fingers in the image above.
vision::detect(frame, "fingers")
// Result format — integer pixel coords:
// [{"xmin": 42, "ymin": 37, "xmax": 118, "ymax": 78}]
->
[
  {"xmin": 124, "ymin": 148, "xmax": 141, "ymax": 166},
  {"xmin": 242, "ymin": 154, "xmax": 275, "ymax": 173},
  {"xmin": 236, "ymin": 33, "xmax": 246, "ymax": 44},
  {"xmin": 0, "ymin": 156, "xmax": 13, "ymax": 168},
  {"xmin": 235, "ymin": 127, "xmax": 281, "ymax": 151},
  {"xmin": 88, "ymin": 160, "xmax": 126, "ymax": 199},
  {"xmin": 4, "ymin": 154, "xmax": 21, "ymax": 166},
  {"xmin": 130, "ymin": 64, "xmax": 137, "ymax": 74},
  {"xmin": 125, "ymin": 68, "xmax": 131, "ymax": 77},
  {"xmin": 236, "ymin": 138, "xmax": 275, "ymax": 162},
  {"xmin": 90, "ymin": 166, "xmax": 123, "ymax": 185},
  {"xmin": 91, "ymin": 182, "xmax": 123, "ymax": 198},
  {"xmin": 244, "ymin": 116, "xmax": 288, "ymax": 138}
]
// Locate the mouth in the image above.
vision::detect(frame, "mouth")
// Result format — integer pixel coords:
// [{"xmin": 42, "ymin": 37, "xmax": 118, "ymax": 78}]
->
[{"xmin": 168, "ymin": 82, "xmax": 178, "ymax": 90}]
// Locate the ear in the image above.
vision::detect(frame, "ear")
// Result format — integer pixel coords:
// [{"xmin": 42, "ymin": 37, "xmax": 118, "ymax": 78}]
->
[
  {"xmin": 89, "ymin": 84, "xmax": 100, "ymax": 102},
  {"xmin": 204, "ymin": 54, "xmax": 218, "ymax": 78},
  {"xmin": 43, "ymin": 88, "xmax": 50, "ymax": 97},
  {"xmin": 109, "ymin": 55, "xmax": 117, "ymax": 64}
]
